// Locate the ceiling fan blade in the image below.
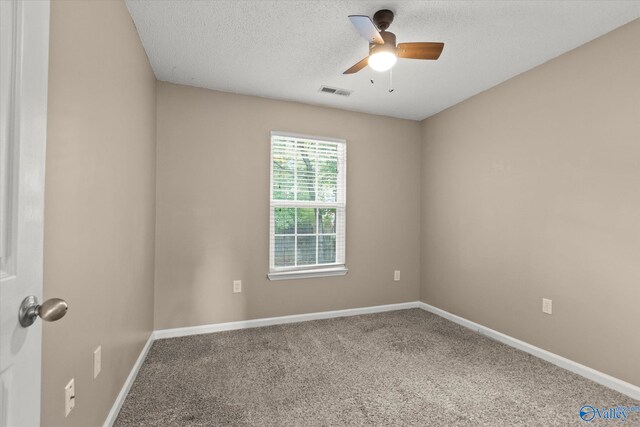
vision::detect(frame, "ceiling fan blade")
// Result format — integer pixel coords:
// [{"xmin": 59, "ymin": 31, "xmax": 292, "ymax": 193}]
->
[
  {"xmin": 396, "ymin": 42, "xmax": 444, "ymax": 60},
  {"xmin": 348, "ymin": 15, "xmax": 384, "ymax": 44},
  {"xmin": 343, "ymin": 57, "xmax": 369, "ymax": 74}
]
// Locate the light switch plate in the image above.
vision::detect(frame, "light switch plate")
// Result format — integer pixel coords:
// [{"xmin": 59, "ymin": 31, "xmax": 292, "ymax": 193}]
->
[
  {"xmin": 542, "ymin": 298, "xmax": 553, "ymax": 315},
  {"xmin": 94, "ymin": 346, "xmax": 101, "ymax": 379},
  {"xmin": 394, "ymin": 270, "xmax": 400, "ymax": 281}
]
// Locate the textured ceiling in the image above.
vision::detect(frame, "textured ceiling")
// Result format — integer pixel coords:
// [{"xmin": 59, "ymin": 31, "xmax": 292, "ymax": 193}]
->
[{"xmin": 125, "ymin": 1, "xmax": 640, "ymax": 120}]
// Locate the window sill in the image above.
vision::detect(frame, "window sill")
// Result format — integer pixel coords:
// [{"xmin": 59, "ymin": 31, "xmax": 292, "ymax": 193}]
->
[{"xmin": 268, "ymin": 266, "xmax": 348, "ymax": 281}]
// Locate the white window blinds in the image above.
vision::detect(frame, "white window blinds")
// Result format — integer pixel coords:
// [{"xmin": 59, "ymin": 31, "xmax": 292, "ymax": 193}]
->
[{"xmin": 269, "ymin": 132, "xmax": 347, "ymax": 280}]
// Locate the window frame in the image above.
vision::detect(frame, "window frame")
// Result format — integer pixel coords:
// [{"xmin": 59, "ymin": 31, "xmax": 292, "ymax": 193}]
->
[{"xmin": 268, "ymin": 131, "xmax": 347, "ymax": 281}]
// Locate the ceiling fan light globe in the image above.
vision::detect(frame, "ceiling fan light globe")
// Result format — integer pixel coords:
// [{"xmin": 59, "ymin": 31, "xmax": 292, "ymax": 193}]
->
[{"xmin": 368, "ymin": 52, "xmax": 397, "ymax": 72}]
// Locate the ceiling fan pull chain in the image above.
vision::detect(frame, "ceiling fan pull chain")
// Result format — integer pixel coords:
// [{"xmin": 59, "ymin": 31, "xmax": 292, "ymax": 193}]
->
[
  {"xmin": 370, "ymin": 68, "xmax": 374, "ymax": 84},
  {"xmin": 389, "ymin": 69, "xmax": 394, "ymax": 93}
]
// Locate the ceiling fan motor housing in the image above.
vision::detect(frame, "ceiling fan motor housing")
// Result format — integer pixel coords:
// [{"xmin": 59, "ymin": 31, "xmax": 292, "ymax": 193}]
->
[{"xmin": 370, "ymin": 31, "xmax": 396, "ymax": 56}]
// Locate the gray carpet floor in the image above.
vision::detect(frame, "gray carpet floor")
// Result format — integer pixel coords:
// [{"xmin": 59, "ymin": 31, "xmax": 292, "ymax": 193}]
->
[{"xmin": 114, "ymin": 309, "xmax": 640, "ymax": 426}]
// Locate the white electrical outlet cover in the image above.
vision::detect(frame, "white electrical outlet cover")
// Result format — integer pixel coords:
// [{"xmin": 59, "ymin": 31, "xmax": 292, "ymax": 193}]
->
[
  {"xmin": 65, "ymin": 379, "xmax": 75, "ymax": 416},
  {"xmin": 394, "ymin": 270, "xmax": 400, "ymax": 281},
  {"xmin": 233, "ymin": 280, "xmax": 242, "ymax": 293}
]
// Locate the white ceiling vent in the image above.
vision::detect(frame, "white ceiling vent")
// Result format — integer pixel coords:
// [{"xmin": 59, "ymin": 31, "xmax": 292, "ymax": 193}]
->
[{"xmin": 319, "ymin": 86, "xmax": 352, "ymax": 97}]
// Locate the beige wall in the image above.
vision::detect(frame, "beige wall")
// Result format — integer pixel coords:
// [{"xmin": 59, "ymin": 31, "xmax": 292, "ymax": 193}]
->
[
  {"xmin": 420, "ymin": 19, "xmax": 640, "ymax": 387},
  {"xmin": 42, "ymin": 1, "xmax": 156, "ymax": 426},
  {"xmin": 155, "ymin": 82, "xmax": 421, "ymax": 329}
]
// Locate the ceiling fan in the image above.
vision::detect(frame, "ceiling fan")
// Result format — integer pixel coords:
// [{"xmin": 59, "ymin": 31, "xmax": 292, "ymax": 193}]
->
[{"xmin": 344, "ymin": 9, "xmax": 444, "ymax": 74}]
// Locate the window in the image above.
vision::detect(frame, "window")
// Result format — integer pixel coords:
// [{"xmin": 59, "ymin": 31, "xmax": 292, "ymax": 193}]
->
[{"xmin": 268, "ymin": 132, "xmax": 347, "ymax": 280}]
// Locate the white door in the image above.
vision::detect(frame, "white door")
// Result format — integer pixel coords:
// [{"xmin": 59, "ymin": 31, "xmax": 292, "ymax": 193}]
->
[{"xmin": 1, "ymin": 1, "xmax": 51, "ymax": 426}]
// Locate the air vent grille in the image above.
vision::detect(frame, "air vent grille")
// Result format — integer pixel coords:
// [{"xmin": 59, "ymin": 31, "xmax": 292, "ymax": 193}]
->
[{"xmin": 319, "ymin": 86, "xmax": 352, "ymax": 97}]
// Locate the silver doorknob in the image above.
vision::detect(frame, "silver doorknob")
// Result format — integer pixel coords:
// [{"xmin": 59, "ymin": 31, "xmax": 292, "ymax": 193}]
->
[{"xmin": 18, "ymin": 295, "xmax": 68, "ymax": 327}]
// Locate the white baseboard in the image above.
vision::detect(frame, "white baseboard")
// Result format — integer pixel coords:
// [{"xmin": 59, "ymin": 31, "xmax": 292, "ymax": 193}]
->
[
  {"xmin": 417, "ymin": 301, "xmax": 640, "ymax": 401},
  {"xmin": 153, "ymin": 301, "xmax": 420, "ymax": 340},
  {"xmin": 102, "ymin": 334, "xmax": 154, "ymax": 427}
]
